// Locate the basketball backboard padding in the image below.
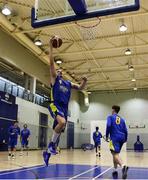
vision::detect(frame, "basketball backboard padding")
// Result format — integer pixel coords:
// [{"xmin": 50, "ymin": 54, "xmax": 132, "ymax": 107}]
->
[
  {"xmin": 68, "ymin": 0, "xmax": 87, "ymax": 15},
  {"xmin": 31, "ymin": 0, "xmax": 140, "ymax": 28}
]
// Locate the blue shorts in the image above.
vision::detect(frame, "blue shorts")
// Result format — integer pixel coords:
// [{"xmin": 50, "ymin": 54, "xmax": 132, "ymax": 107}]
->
[
  {"xmin": 8, "ymin": 138, "xmax": 17, "ymax": 148},
  {"xmin": 48, "ymin": 102, "xmax": 68, "ymax": 130},
  {"xmin": 109, "ymin": 140, "xmax": 124, "ymax": 153},
  {"xmin": 95, "ymin": 142, "xmax": 101, "ymax": 147},
  {"xmin": 21, "ymin": 139, "xmax": 29, "ymax": 147}
]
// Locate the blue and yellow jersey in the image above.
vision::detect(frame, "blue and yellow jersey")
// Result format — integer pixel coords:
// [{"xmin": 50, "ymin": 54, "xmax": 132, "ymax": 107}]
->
[
  {"xmin": 93, "ymin": 131, "xmax": 102, "ymax": 143},
  {"xmin": 106, "ymin": 114, "xmax": 128, "ymax": 142},
  {"xmin": 21, "ymin": 129, "xmax": 30, "ymax": 140},
  {"xmin": 50, "ymin": 75, "xmax": 72, "ymax": 106},
  {"xmin": 8, "ymin": 126, "xmax": 20, "ymax": 139}
]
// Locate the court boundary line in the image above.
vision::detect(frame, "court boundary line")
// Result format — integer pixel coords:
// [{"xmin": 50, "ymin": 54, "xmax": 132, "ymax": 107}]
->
[
  {"xmin": 92, "ymin": 166, "xmax": 113, "ymax": 179},
  {"xmin": 68, "ymin": 166, "xmax": 99, "ymax": 180},
  {"xmin": 0, "ymin": 164, "xmax": 55, "ymax": 176}
]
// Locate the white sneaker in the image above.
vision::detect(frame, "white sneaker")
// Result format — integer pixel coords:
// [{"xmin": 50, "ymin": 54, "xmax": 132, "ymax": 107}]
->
[
  {"xmin": 8, "ymin": 155, "xmax": 11, "ymax": 160},
  {"xmin": 11, "ymin": 155, "xmax": 15, "ymax": 160}
]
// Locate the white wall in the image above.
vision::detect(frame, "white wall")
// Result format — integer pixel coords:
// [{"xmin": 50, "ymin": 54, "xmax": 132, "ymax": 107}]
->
[
  {"xmin": 68, "ymin": 90, "xmax": 80, "ymax": 148},
  {"xmin": 80, "ymin": 90, "xmax": 148, "ymax": 149},
  {"xmin": 16, "ymin": 97, "xmax": 53, "ymax": 149},
  {"xmin": 16, "ymin": 90, "xmax": 81, "ymax": 149}
]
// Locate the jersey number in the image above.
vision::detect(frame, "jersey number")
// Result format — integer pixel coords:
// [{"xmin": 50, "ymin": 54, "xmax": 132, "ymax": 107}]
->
[{"xmin": 116, "ymin": 117, "xmax": 121, "ymax": 124}]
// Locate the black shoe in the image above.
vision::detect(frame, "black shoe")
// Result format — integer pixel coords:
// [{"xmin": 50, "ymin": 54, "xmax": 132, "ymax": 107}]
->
[
  {"xmin": 99, "ymin": 153, "xmax": 101, "ymax": 157},
  {"xmin": 122, "ymin": 166, "xmax": 129, "ymax": 179},
  {"xmin": 112, "ymin": 171, "xmax": 118, "ymax": 179}
]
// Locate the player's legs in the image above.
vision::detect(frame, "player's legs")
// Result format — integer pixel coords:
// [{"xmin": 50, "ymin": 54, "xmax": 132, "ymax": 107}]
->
[
  {"xmin": 43, "ymin": 115, "xmax": 66, "ymax": 166},
  {"xmin": 11, "ymin": 139, "xmax": 17, "ymax": 159},
  {"xmin": 110, "ymin": 141, "xmax": 128, "ymax": 179},
  {"xmin": 98, "ymin": 145, "xmax": 101, "ymax": 157},
  {"xmin": 56, "ymin": 135, "xmax": 61, "ymax": 153},
  {"xmin": 11, "ymin": 147, "xmax": 16, "ymax": 159},
  {"xmin": 112, "ymin": 151, "xmax": 123, "ymax": 167},
  {"xmin": 95, "ymin": 143, "xmax": 98, "ymax": 156},
  {"xmin": 26, "ymin": 143, "xmax": 29, "ymax": 155},
  {"xmin": 20, "ymin": 140, "xmax": 24, "ymax": 156},
  {"xmin": 43, "ymin": 103, "xmax": 67, "ymax": 166},
  {"xmin": 48, "ymin": 115, "xmax": 66, "ymax": 154},
  {"xmin": 8, "ymin": 146, "xmax": 12, "ymax": 160},
  {"xmin": 8, "ymin": 139, "xmax": 16, "ymax": 159}
]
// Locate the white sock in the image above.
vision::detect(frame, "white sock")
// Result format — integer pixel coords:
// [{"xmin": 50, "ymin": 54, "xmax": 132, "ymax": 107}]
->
[
  {"xmin": 113, "ymin": 167, "xmax": 117, "ymax": 172},
  {"xmin": 121, "ymin": 164, "xmax": 125, "ymax": 168},
  {"xmin": 51, "ymin": 131, "xmax": 60, "ymax": 143}
]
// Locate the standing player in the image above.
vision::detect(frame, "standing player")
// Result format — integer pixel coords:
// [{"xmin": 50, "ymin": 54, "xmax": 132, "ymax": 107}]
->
[
  {"xmin": 43, "ymin": 37, "xmax": 87, "ymax": 166},
  {"xmin": 93, "ymin": 127, "xmax": 102, "ymax": 157},
  {"xmin": 8, "ymin": 121, "xmax": 20, "ymax": 159},
  {"xmin": 106, "ymin": 105, "xmax": 128, "ymax": 179},
  {"xmin": 20, "ymin": 124, "xmax": 30, "ymax": 156}
]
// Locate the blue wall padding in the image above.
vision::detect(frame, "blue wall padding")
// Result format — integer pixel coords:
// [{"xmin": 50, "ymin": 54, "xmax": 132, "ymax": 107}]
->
[{"xmin": 68, "ymin": 0, "xmax": 87, "ymax": 15}]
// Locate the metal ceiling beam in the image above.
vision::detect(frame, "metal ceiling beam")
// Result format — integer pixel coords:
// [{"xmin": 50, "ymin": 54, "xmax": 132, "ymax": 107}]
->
[
  {"xmin": 72, "ymin": 63, "xmax": 148, "ymax": 74},
  {"xmin": 88, "ymin": 86, "xmax": 148, "ymax": 91},
  {"xmin": 27, "ymin": 30, "xmax": 148, "ymax": 45},
  {"xmin": 63, "ymin": 52, "xmax": 148, "ymax": 64},
  {"xmin": 87, "ymin": 76, "xmax": 148, "ymax": 84},
  {"xmin": 26, "ymin": 30, "xmax": 148, "ymax": 47},
  {"xmin": 51, "ymin": 43, "xmax": 148, "ymax": 57}
]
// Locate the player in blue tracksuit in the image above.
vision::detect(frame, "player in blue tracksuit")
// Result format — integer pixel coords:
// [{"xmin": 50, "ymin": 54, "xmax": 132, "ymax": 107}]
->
[
  {"xmin": 106, "ymin": 105, "xmax": 128, "ymax": 179},
  {"xmin": 43, "ymin": 37, "xmax": 87, "ymax": 166},
  {"xmin": 93, "ymin": 127, "xmax": 102, "ymax": 157},
  {"xmin": 20, "ymin": 124, "xmax": 30, "ymax": 155},
  {"xmin": 8, "ymin": 121, "xmax": 20, "ymax": 159}
]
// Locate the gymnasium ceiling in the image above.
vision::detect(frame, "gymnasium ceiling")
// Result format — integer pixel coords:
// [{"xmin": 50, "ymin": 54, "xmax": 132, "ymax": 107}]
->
[{"xmin": 0, "ymin": 0, "xmax": 148, "ymax": 92}]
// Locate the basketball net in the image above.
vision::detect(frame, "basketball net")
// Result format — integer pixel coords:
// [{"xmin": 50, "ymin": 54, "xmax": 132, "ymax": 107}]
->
[{"xmin": 75, "ymin": 17, "xmax": 101, "ymax": 41}]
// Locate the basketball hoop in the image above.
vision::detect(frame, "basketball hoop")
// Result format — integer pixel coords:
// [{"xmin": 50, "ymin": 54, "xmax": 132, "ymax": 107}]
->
[{"xmin": 75, "ymin": 17, "xmax": 101, "ymax": 40}]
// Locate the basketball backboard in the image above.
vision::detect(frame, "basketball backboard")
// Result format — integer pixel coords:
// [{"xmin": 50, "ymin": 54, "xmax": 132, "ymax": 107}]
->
[{"xmin": 31, "ymin": 0, "xmax": 140, "ymax": 28}]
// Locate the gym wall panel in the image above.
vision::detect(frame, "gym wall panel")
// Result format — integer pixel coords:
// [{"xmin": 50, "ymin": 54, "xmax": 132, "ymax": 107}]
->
[
  {"xmin": 79, "ymin": 90, "xmax": 148, "ymax": 150},
  {"xmin": 16, "ymin": 97, "xmax": 53, "ymax": 149}
]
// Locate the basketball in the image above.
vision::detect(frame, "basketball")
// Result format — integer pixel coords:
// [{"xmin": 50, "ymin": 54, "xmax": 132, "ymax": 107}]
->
[{"xmin": 51, "ymin": 36, "xmax": 63, "ymax": 48}]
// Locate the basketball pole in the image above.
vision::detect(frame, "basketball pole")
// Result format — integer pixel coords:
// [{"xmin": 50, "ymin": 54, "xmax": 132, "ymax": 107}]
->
[{"xmin": 34, "ymin": 0, "xmax": 39, "ymax": 20}]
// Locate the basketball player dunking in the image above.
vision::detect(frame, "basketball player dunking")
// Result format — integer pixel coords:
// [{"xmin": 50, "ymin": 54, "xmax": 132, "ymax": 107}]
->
[{"xmin": 43, "ymin": 37, "xmax": 87, "ymax": 166}]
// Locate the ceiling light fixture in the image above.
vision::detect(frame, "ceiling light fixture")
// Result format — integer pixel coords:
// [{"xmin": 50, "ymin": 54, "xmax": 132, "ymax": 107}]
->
[
  {"xmin": 34, "ymin": 39, "xmax": 42, "ymax": 46},
  {"xmin": 125, "ymin": 48, "xmax": 131, "ymax": 55},
  {"xmin": 119, "ymin": 24, "xmax": 127, "ymax": 32},
  {"xmin": 128, "ymin": 65, "xmax": 134, "ymax": 71},
  {"xmin": 55, "ymin": 59, "xmax": 63, "ymax": 64},
  {"xmin": 2, "ymin": 5, "xmax": 12, "ymax": 16},
  {"xmin": 131, "ymin": 78, "xmax": 136, "ymax": 82}
]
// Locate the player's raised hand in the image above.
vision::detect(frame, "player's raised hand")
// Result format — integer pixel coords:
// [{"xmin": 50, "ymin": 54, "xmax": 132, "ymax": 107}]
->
[{"xmin": 82, "ymin": 76, "xmax": 87, "ymax": 82}]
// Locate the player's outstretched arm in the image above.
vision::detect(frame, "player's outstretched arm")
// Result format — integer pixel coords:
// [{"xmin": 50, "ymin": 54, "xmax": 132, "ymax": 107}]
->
[
  {"xmin": 49, "ymin": 39, "xmax": 57, "ymax": 85},
  {"xmin": 71, "ymin": 76, "xmax": 87, "ymax": 90}
]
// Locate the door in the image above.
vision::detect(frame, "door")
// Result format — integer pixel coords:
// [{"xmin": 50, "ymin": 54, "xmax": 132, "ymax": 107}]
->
[
  {"xmin": 0, "ymin": 93, "xmax": 18, "ymax": 151},
  {"xmin": 38, "ymin": 113, "xmax": 48, "ymax": 149},
  {"xmin": 67, "ymin": 121, "xmax": 74, "ymax": 149},
  {"xmin": 0, "ymin": 119, "xmax": 13, "ymax": 151}
]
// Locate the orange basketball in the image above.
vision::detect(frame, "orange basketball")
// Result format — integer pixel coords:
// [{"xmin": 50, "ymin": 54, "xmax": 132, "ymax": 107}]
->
[{"xmin": 51, "ymin": 36, "xmax": 63, "ymax": 48}]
